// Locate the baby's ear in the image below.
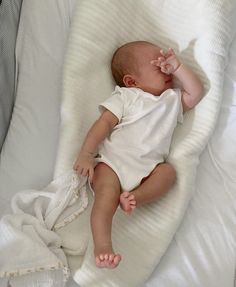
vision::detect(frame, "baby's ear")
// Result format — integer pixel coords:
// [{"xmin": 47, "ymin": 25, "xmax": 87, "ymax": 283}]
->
[{"xmin": 123, "ymin": 75, "xmax": 136, "ymax": 87}]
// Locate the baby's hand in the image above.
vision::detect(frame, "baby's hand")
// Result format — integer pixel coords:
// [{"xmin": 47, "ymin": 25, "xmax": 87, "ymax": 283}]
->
[
  {"xmin": 151, "ymin": 48, "xmax": 181, "ymax": 75},
  {"xmin": 73, "ymin": 151, "xmax": 95, "ymax": 182}
]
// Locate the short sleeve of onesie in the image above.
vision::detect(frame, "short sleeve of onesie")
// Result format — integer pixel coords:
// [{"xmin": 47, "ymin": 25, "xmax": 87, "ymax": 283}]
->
[{"xmin": 99, "ymin": 86, "xmax": 126, "ymax": 122}]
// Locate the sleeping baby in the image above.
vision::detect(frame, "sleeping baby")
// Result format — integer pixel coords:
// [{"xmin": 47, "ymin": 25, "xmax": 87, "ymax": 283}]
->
[{"xmin": 73, "ymin": 41, "xmax": 204, "ymax": 268}]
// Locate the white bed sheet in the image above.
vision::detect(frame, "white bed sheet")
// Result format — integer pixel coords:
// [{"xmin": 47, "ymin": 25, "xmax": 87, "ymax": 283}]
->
[
  {"xmin": 0, "ymin": 1, "xmax": 235, "ymax": 286},
  {"xmin": 146, "ymin": 33, "xmax": 236, "ymax": 287}
]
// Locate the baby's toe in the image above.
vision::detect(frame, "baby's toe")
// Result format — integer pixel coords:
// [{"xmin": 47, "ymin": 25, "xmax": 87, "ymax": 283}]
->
[
  {"xmin": 109, "ymin": 254, "xmax": 115, "ymax": 262},
  {"xmin": 122, "ymin": 191, "xmax": 129, "ymax": 198},
  {"xmin": 96, "ymin": 255, "xmax": 106, "ymax": 268},
  {"xmin": 128, "ymin": 194, "xmax": 135, "ymax": 200},
  {"xmin": 113, "ymin": 254, "xmax": 121, "ymax": 265}
]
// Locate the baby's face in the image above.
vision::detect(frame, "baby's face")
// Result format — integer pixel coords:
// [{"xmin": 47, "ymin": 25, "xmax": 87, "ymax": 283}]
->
[{"xmin": 131, "ymin": 44, "xmax": 172, "ymax": 96}]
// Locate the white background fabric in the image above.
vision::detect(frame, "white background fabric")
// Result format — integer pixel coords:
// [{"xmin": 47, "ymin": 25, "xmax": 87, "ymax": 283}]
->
[
  {"xmin": 0, "ymin": 0, "xmax": 235, "ymax": 286},
  {"xmin": 0, "ymin": 0, "xmax": 76, "ymax": 211},
  {"xmin": 0, "ymin": 0, "xmax": 22, "ymax": 150}
]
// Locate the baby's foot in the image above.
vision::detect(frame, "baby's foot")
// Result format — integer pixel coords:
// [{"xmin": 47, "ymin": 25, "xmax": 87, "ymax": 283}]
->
[
  {"xmin": 120, "ymin": 191, "xmax": 136, "ymax": 215},
  {"xmin": 94, "ymin": 244, "xmax": 121, "ymax": 268}
]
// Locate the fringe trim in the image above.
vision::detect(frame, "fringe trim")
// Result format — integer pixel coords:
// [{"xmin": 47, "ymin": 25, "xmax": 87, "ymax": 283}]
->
[
  {"xmin": 0, "ymin": 262, "xmax": 70, "ymax": 282},
  {"xmin": 53, "ymin": 193, "xmax": 88, "ymax": 230},
  {"xmin": 53, "ymin": 174, "xmax": 89, "ymax": 231}
]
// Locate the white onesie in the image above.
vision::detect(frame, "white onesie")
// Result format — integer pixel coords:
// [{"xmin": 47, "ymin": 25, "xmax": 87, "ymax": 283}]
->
[{"xmin": 97, "ymin": 86, "xmax": 183, "ymax": 191}]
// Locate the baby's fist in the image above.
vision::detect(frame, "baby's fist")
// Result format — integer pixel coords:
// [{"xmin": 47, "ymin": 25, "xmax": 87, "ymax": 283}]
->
[{"xmin": 151, "ymin": 48, "xmax": 181, "ymax": 75}]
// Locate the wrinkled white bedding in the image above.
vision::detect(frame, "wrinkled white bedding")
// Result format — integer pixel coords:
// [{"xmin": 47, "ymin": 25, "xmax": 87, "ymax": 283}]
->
[{"xmin": 0, "ymin": 0, "xmax": 235, "ymax": 287}]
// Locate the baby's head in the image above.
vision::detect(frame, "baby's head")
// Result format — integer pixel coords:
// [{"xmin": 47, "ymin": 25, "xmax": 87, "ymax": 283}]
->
[{"xmin": 111, "ymin": 41, "xmax": 172, "ymax": 96}]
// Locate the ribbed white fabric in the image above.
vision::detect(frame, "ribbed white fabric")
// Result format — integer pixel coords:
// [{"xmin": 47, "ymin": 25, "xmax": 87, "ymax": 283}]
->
[{"xmin": 53, "ymin": 1, "xmax": 236, "ymax": 286}]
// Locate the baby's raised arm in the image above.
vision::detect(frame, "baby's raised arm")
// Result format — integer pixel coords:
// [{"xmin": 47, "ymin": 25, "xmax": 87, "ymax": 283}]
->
[
  {"xmin": 173, "ymin": 63, "xmax": 204, "ymax": 112},
  {"xmin": 151, "ymin": 48, "xmax": 204, "ymax": 112},
  {"xmin": 73, "ymin": 110, "xmax": 118, "ymax": 182}
]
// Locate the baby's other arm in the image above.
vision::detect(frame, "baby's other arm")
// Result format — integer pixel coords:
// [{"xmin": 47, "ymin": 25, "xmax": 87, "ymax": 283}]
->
[{"xmin": 73, "ymin": 110, "xmax": 118, "ymax": 181}]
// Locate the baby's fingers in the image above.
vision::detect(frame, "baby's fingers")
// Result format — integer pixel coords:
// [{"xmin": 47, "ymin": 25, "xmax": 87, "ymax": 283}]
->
[
  {"xmin": 74, "ymin": 165, "xmax": 82, "ymax": 176},
  {"xmin": 88, "ymin": 167, "xmax": 94, "ymax": 183},
  {"xmin": 165, "ymin": 64, "xmax": 173, "ymax": 74},
  {"xmin": 81, "ymin": 167, "xmax": 89, "ymax": 177},
  {"xmin": 160, "ymin": 64, "xmax": 171, "ymax": 74},
  {"xmin": 160, "ymin": 66, "xmax": 169, "ymax": 74},
  {"xmin": 150, "ymin": 59, "xmax": 159, "ymax": 65},
  {"xmin": 150, "ymin": 56, "xmax": 165, "ymax": 66},
  {"xmin": 160, "ymin": 49, "xmax": 166, "ymax": 57},
  {"xmin": 166, "ymin": 48, "xmax": 175, "ymax": 57}
]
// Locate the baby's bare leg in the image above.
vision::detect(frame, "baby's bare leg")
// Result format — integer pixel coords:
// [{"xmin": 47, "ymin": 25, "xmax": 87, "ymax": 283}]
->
[
  {"xmin": 120, "ymin": 163, "xmax": 176, "ymax": 213},
  {"xmin": 91, "ymin": 163, "xmax": 121, "ymax": 268}
]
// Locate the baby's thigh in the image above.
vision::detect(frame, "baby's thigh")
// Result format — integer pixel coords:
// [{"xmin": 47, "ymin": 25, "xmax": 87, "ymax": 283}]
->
[
  {"xmin": 92, "ymin": 162, "xmax": 121, "ymax": 194},
  {"xmin": 141, "ymin": 162, "xmax": 176, "ymax": 185}
]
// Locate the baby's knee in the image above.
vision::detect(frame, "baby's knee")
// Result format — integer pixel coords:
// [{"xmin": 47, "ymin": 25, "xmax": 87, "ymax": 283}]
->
[{"xmin": 152, "ymin": 162, "xmax": 176, "ymax": 185}]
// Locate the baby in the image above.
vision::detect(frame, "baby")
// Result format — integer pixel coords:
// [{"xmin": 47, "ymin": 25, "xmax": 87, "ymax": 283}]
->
[{"xmin": 74, "ymin": 41, "xmax": 203, "ymax": 268}]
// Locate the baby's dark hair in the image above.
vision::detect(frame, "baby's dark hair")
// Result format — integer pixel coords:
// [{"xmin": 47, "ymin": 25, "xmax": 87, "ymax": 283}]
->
[{"xmin": 111, "ymin": 41, "xmax": 154, "ymax": 86}]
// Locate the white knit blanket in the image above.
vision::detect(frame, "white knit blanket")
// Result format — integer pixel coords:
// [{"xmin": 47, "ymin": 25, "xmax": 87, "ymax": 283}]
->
[
  {"xmin": 0, "ymin": 172, "xmax": 88, "ymax": 286},
  {"xmin": 0, "ymin": 0, "xmax": 235, "ymax": 287}
]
